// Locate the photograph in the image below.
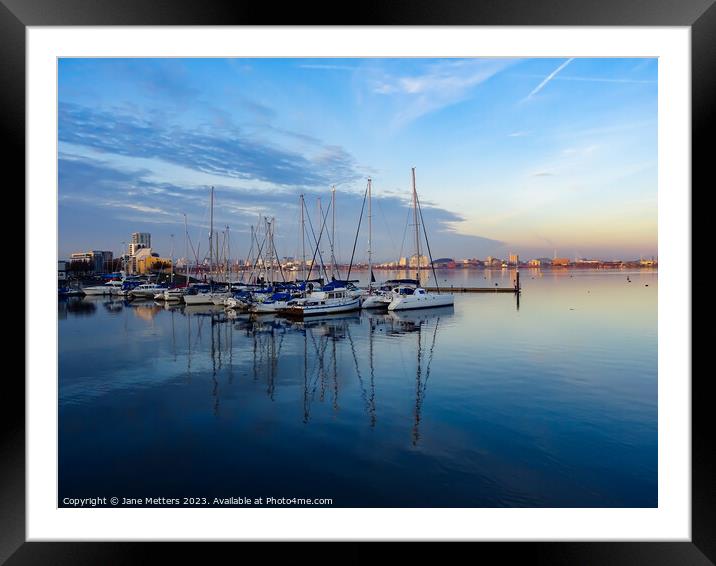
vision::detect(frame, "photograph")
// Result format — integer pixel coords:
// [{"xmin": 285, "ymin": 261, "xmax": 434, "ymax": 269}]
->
[{"xmin": 57, "ymin": 56, "xmax": 658, "ymax": 509}]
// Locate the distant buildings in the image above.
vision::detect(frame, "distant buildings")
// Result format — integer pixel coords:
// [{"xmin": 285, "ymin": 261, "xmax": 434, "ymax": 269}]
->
[
  {"xmin": 129, "ymin": 232, "xmax": 151, "ymax": 256},
  {"xmin": 551, "ymin": 257, "xmax": 570, "ymax": 267},
  {"xmin": 399, "ymin": 254, "xmax": 430, "ymax": 268},
  {"xmin": 70, "ymin": 250, "xmax": 113, "ymax": 273},
  {"xmin": 432, "ymin": 257, "xmax": 456, "ymax": 268}
]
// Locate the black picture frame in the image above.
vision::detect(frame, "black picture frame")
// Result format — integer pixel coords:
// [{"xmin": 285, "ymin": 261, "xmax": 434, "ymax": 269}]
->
[{"xmin": 6, "ymin": 1, "xmax": 707, "ymax": 563}]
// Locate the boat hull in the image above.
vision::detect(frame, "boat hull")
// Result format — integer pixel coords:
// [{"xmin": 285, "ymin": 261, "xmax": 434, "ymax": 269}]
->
[
  {"xmin": 82, "ymin": 287, "xmax": 109, "ymax": 295},
  {"xmin": 388, "ymin": 293, "xmax": 454, "ymax": 311},
  {"xmin": 279, "ymin": 298, "xmax": 361, "ymax": 318},
  {"xmin": 183, "ymin": 293, "xmax": 215, "ymax": 305},
  {"xmin": 361, "ymin": 294, "xmax": 389, "ymax": 309}
]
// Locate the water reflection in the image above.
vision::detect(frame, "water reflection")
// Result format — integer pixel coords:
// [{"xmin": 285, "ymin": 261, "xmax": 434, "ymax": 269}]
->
[
  {"xmin": 66, "ymin": 298, "xmax": 455, "ymax": 446},
  {"xmin": 58, "ymin": 271, "xmax": 658, "ymax": 507}
]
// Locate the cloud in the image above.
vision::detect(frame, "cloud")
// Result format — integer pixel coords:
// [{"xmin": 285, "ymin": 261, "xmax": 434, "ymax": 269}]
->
[
  {"xmin": 59, "ymin": 102, "xmax": 361, "ymax": 188},
  {"xmin": 508, "ymin": 131, "xmax": 530, "ymax": 137},
  {"xmin": 530, "ymin": 172, "xmax": 554, "ymax": 177},
  {"xmin": 524, "ymin": 58, "xmax": 574, "ymax": 101},
  {"xmin": 370, "ymin": 59, "xmax": 516, "ymax": 127},
  {"xmin": 58, "ymin": 154, "xmax": 504, "ymax": 261}
]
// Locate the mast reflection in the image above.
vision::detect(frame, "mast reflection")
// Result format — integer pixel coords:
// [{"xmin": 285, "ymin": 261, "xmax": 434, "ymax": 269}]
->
[{"xmin": 178, "ymin": 305, "xmax": 451, "ymax": 443}]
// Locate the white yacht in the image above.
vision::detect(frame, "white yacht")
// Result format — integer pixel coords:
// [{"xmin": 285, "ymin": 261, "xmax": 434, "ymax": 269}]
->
[
  {"xmin": 385, "ymin": 167, "xmax": 454, "ymax": 312},
  {"xmin": 279, "ymin": 288, "xmax": 360, "ymax": 317},
  {"xmin": 129, "ymin": 283, "xmax": 167, "ymax": 299},
  {"xmin": 83, "ymin": 279, "xmax": 125, "ymax": 296},
  {"xmin": 183, "ymin": 289, "xmax": 217, "ymax": 305},
  {"xmin": 388, "ymin": 285, "xmax": 454, "ymax": 311}
]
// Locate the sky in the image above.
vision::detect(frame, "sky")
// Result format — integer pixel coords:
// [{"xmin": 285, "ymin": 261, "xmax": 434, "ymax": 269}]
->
[{"xmin": 58, "ymin": 57, "xmax": 658, "ymax": 263}]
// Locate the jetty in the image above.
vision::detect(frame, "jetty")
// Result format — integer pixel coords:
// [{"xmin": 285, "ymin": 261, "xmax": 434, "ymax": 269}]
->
[
  {"xmin": 425, "ymin": 270, "xmax": 522, "ymax": 294},
  {"xmin": 426, "ymin": 286, "xmax": 518, "ymax": 293}
]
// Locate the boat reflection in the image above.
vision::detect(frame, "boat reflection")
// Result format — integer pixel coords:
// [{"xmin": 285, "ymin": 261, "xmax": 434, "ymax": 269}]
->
[{"xmin": 177, "ymin": 306, "xmax": 452, "ymax": 444}]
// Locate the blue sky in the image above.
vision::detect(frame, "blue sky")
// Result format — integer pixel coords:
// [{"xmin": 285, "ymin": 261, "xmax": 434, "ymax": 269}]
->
[{"xmin": 58, "ymin": 57, "xmax": 657, "ymax": 262}]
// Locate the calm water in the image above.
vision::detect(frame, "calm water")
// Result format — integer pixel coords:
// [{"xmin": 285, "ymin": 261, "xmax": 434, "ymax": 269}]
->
[{"xmin": 58, "ymin": 269, "xmax": 657, "ymax": 507}]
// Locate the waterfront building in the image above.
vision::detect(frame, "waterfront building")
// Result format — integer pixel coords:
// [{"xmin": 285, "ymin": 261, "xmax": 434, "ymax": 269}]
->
[
  {"xmin": 508, "ymin": 253, "xmax": 519, "ymax": 266},
  {"xmin": 552, "ymin": 257, "xmax": 571, "ymax": 267},
  {"xmin": 129, "ymin": 232, "xmax": 151, "ymax": 256},
  {"xmin": 70, "ymin": 250, "xmax": 113, "ymax": 273},
  {"xmin": 133, "ymin": 247, "xmax": 173, "ymax": 275}
]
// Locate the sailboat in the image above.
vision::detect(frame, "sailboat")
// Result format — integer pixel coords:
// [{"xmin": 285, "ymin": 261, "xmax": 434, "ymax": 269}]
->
[
  {"xmin": 184, "ymin": 187, "xmax": 230, "ymax": 305},
  {"xmin": 278, "ymin": 191, "xmax": 360, "ymax": 317},
  {"xmin": 387, "ymin": 168, "xmax": 454, "ymax": 311}
]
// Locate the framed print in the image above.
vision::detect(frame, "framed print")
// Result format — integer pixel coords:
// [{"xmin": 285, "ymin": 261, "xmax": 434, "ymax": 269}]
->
[{"xmin": 7, "ymin": 0, "xmax": 710, "ymax": 563}]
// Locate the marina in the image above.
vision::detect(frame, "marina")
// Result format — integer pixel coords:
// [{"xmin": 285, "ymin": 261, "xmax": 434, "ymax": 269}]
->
[{"xmin": 59, "ymin": 268, "xmax": 657, "ymax": 508}]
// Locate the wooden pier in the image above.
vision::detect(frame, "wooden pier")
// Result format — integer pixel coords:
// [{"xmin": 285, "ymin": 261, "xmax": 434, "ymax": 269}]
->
[
  {"xmin": 425, "ymin": 286, "xmax": 519, "ymax": 293},
  {"xmin": 425, "ymin": 271, "xmax": 522, "ymax": 294}
]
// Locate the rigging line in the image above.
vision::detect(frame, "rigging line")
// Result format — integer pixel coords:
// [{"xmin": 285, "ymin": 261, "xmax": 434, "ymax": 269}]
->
[
  {"xmin": 270, "ymin": 230, "xmax": 287, "ymax": 283},
  {"xmin": 415, "ymin": 191, "xmax": 441, "ymax": 293},
  {"xmin": 303, "ymin": 197, "xmax": 332, "ymax": 282},
  {"xmin": 249, "ymin": 228, "xmax": 269, "ymax": 280},
  {"xmin": 397, "ymin": 204, "xmax": 412, "ymax": 268},
  {"xmin": 346, "ymin": 181, "xmax": 369, "ymax": 281}
]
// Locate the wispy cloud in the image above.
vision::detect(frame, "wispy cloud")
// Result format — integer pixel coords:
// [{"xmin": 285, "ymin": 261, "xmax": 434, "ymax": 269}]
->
[
  {"xmin": 524, "ymin": 58, "xmax": 574, "ymax": 101},
  {"xmin": 370, "ymin": 59, "xmax": 516, "ymax": 127},
  {"xmin": 59, "ymin": 102, "xmax": 361, "ymax": 187}
]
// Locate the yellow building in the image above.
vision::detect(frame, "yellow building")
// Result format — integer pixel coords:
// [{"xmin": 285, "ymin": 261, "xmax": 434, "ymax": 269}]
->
[{"xmin": 133, "ymin": 247, "xmax": 172, "ymax": 274}]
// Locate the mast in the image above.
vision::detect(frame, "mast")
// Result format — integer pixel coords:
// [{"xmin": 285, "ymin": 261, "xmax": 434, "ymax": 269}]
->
[
  {"xmin": 183, "ymin": 214, "xmax": 189, "ymax": 284},
  {"xmin": 170, "ymin": 233, "xmax": 175, "ymax": 283},
  {"xmin": 209, "ymin": 186, "xmax": 214, "ymax": 284},
  {"xmin": 331, "ymin": 185, "xmax": 336, "ymax": 279},
  {"xmin": 412, "ymin": 167, "xmax": 421, "ymax": 284},
  {"xmin": 317, "ymin": 197, "xmax": 323, "ymax": 278},
  {"xmin": 367, "ymin": 178, "xmax": 372, "ymax": 291},
  {"xmin": 300, "ymin": 194, "xmax": 306, "ymax": 282},
  {"xmin": 226, "ymin": 225, "xmax": 230, "ymax": 284}
]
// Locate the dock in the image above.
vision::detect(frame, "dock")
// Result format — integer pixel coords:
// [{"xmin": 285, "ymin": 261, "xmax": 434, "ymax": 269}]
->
[
  {"xmin": 425, "ymin": 286, "xmax": 519, "ymax": 293},
  {"xmin": 425, "ymin": 270, "xmax": 522, "ymax": 294}
]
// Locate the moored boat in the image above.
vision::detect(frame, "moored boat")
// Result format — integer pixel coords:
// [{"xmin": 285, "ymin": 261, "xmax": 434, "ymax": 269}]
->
[{"xmin": 278, "ymin": 288, "xmax": 360, "ymax": 318}]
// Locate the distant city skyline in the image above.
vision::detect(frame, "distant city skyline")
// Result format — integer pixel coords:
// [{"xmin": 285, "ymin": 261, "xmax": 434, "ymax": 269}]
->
[{"xmin": 59, "ymin": 57, "xmax": 657, "ymax": 262}]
